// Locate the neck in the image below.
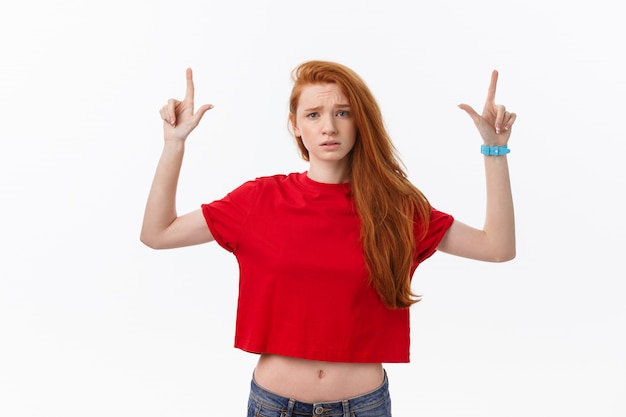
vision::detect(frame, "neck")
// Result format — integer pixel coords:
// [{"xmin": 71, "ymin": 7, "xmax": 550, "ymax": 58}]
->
[{"xmin": 307, "ymin": 161, "xmax": 350, "ymax": 184}]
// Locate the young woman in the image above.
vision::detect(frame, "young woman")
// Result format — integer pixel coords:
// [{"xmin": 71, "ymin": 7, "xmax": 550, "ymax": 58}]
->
[{"xmin": 140, "ymin": 61, "xmax": 516, "ymax": 417}]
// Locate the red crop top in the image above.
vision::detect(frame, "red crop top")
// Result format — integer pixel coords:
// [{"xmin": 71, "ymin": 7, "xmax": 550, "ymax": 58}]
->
[{"xmin": 201, "ymin": 172, "xmax": 454, "ymax": 363}]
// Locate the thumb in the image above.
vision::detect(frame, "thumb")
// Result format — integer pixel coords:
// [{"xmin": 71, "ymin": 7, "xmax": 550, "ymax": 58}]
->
[
  {"xmin": 458, "ymin": 103, "xmax": 480, "ymax": 124},
  {"xmin": 193, "ymin": 104, "xmax": 214, "ymax": 125}
]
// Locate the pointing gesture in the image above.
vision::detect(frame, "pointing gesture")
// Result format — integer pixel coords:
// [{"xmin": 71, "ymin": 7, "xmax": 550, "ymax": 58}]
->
[
  {"xmin": 458, "ymin": 70, "xmax": 516, "ymax": 146},
  {"xmin": 159, "ymin": 68, "xmax": 213, "ymax": 142}
]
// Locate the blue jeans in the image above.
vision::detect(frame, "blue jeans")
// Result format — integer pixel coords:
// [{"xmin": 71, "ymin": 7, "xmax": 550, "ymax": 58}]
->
[{"xmin": 247, "ymin": 371, "xmax": 392, "ymax": 417}]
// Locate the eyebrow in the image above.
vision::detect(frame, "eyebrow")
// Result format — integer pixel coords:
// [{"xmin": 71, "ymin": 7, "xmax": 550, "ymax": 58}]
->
[{"xmin": 301, "ymin": 104, "xmax": 352, "ymax": 112}]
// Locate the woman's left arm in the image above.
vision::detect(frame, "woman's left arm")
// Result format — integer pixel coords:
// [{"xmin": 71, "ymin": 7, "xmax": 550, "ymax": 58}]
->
[{"xmin": 437, "ymin": 70, "xmax": 516, "ymax": 262}]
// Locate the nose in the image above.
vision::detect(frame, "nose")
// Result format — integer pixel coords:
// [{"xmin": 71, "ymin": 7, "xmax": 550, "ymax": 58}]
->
[{"xmin": 322, "ymin": 115, "xmax": 337, "ymax": 135}]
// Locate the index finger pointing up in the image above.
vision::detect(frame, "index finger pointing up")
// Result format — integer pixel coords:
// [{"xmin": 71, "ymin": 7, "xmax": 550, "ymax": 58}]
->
[
  {"xmin": 485, "ymin": 69, "xmax": 499, "ymax": 107},
  {"xmin": 185, "ymin": 67, "xmax": 195, "ymax": 105}
]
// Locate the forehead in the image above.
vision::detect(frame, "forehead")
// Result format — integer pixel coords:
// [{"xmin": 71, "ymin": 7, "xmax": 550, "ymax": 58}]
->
[{"xmin": 298, "ymin": 83, "xmax": 348, "ymax": 106}]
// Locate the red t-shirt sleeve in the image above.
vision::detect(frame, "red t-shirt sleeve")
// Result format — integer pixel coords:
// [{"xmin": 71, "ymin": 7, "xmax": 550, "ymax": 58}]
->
[
  {"xmin": 415, "ymin": 208, "xmax": 454, "ymax": 264},
  {"xmin": 201, "ymin": 180, "xmax": 258, "ymax": 253}
]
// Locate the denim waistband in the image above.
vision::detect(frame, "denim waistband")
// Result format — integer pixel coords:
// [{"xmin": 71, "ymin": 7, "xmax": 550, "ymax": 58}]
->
[{"xmin": 248, "ymin": 370, "xmax": 390, "ymax": 417}]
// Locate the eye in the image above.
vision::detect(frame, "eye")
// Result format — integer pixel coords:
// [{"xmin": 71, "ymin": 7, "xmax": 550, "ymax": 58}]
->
[
  {"xmin": 337, "ymin": 110, "xmax": 350, "ymax": 117},
  {"xmin": 307, "ymin": 112, "xmax": 318, "ymax": 119}
]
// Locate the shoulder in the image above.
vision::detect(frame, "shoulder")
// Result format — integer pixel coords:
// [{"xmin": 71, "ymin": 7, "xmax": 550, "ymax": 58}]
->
[
  {"xmin": 224, "ymin": 173, "xmax": 304, "ymax": 201},
  {"xmin": 245, "ymin": 172, "xmax": 304, "ymax": 189}
]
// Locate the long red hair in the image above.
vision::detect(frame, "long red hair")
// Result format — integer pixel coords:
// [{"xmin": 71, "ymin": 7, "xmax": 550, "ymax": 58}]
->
[{"xmin": 288, "ymin": 60, "xmax": 431, "ymax": 309}]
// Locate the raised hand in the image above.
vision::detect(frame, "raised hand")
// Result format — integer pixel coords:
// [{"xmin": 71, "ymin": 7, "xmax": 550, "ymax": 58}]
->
[
  {"xmin": 458, "ymin": 70, "xmax": 516, "ymax": 146},
  {"xmin": 159, "ymin": 68, "xmax": 213, "ymax": 142}
]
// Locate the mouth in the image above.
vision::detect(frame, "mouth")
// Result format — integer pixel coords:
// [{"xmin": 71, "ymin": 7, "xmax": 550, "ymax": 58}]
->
[{"xmin": 321, "ymin": 140, "xmax": 340, "ymax": 147}]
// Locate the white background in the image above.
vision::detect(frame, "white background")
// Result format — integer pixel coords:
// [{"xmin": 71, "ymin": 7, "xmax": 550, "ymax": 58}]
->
[{"xmin": 1, "ymin": 0, "xmax": 624, "ymax": 416}]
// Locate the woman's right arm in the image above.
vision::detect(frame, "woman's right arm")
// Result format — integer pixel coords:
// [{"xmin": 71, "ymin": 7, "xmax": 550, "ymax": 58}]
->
[{"xmin": 140, "ymin": 68, "xmax": 215, "ymax": 249}]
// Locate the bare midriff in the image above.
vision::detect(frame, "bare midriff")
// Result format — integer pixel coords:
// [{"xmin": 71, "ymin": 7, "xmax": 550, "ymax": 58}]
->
[{"xmin": 253, "ymin": 354, "xmax": 384, "ymax": 403}]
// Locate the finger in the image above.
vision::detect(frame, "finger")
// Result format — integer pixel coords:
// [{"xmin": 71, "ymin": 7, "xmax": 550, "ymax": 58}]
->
[
  {"xmin": 184, "ymin": 67, "xmax": 195, "ymax": 107},
  {"xmin": 483, "ymin": 70, "xmax": 499, "ymax": 112},
  {"xmin": 494, "ymin": 104, "xmax": 506, "ymax": 134},
  {"xmin": 167, "ymin": 98, "xmax": 178, "ymax": 126},
  {"xmin": 160, "ymin": 105, "xmax": 173, "ymax": 125},
  {"xmin": 504, "ymin": 112, "xmax": 517, "ymax": 131}
]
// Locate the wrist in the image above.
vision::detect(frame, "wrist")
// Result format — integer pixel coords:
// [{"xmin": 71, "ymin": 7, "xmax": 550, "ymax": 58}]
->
[
  {"xmin": 163, "ymin": 127, "xmax": 190, "ymax": 144},
  {"xmin": 481, "ymin": 144, "xmax": 510, "ymax": 156},
  {"xmin": 163, "ymin": 136, "xmax": 185, "ymax": 145},
  {"xmin": 162, "ymin": 139, "xmax": 186, "ymax": 153}
]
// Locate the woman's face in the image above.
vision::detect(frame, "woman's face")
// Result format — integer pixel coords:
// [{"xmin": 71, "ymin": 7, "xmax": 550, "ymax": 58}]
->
[{"xmin": 292, "ymin": 83, "xmax": 357, "ymax": 173}]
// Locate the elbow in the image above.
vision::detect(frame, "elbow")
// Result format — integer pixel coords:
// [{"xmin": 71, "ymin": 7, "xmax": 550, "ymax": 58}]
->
[
  {"xmin": 491, "ymin": 246, "xmax": 516, "ymax": 263},
  {"xmin": 140, "ymin": 231, "xmax": 165, "ymax": 250},
  {"xmin": 140, "ymin": 235, "xmax": 156, "ymax": 249}
]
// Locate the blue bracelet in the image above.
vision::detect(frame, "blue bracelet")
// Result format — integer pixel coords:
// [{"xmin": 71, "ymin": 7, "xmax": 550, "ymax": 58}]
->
[{"xmin": 481, "ymin": 144, "xmax": 510, "ymax": 156}]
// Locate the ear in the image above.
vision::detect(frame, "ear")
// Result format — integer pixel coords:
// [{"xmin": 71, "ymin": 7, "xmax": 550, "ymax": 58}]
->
[{"xmin": 290, "ymin": 114, "xmax": 300, "ymax": 137}]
